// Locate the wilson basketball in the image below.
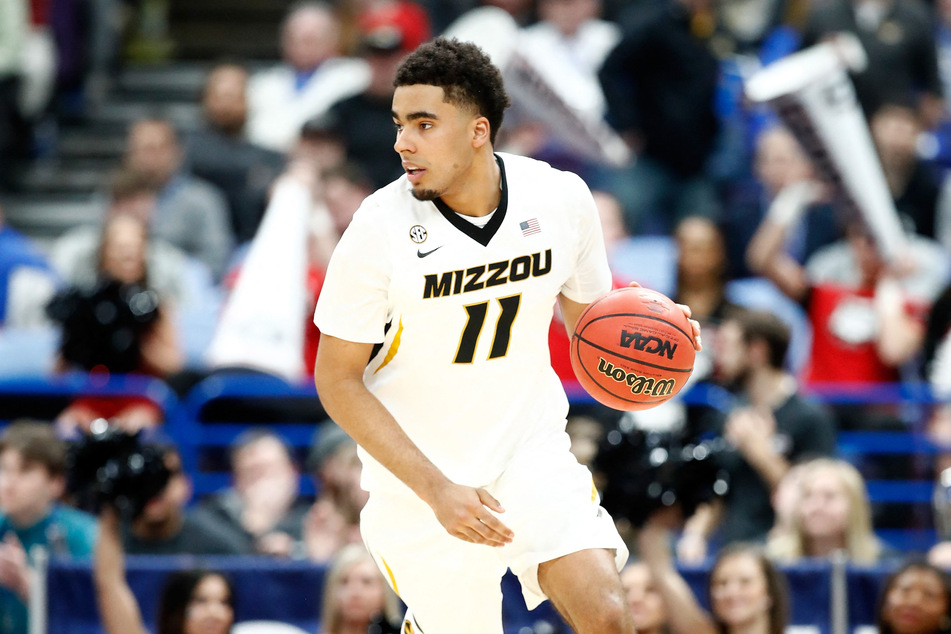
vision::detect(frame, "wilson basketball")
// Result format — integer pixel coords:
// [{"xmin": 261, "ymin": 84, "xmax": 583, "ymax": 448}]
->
[{"xmin": 570, "ymin": 287, "xmax": 696, "ymax": 411}]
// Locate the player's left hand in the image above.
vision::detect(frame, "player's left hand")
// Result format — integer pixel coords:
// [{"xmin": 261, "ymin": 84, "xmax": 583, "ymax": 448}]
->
[{"xmin": 627, "ymin": 282, "xmax": 702, "ymax": 351}]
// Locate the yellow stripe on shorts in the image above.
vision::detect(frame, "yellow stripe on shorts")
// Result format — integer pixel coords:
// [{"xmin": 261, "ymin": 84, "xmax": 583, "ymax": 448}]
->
[
  {"xmin": 374, "ymin": 318, "xmax": 404, "ymax": 373},
  {"xmin": 591, "ymin": 478, "xmax": 598, "ymax": 503},
  {"xmin": 380, "ymin": 554, "xmax": 400, "ymax": 597}
]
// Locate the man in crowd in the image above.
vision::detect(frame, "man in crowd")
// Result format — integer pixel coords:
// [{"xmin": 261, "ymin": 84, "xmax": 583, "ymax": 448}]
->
[
  {"xmin": 0, "ymin": 421, "xmax": 97, "ymax": 634},
  {"xmin": 187, "ymin": 64, "xmax": 285, "ymax": 245},
  {"xmin": 192, "ymin": 429, "xmax": 309, "ymax": 556},
  {"xmin": 677, "ymin": 310, "xmax": 836, "ymax": 562},
  {"xmin": 123, "ymin": 440, "xmax": 245, "ymax": 556},
  {"xmin": 124, "ymin": 118, "xmax": 234, "ymax": 280}
]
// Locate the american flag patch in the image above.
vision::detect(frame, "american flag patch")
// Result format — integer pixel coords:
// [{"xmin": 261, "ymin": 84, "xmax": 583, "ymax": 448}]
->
[{"xmin": 520, "ymin": 218, "xmax": 541, "ymax": 236}]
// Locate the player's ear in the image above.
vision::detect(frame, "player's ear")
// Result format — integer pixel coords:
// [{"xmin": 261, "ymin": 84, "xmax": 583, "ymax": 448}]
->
[{"xmin": 472, "ymin": 116, "xmax": 490, "ymax": 148}]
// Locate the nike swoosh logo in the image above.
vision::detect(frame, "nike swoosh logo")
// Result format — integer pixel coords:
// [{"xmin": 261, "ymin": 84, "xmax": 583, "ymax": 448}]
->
[{"xmin": 417, "ymin": 246, "xmax": 443, "ymax": 258}]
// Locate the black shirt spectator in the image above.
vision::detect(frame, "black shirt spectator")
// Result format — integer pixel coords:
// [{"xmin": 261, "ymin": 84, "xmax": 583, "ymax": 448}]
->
[
  {"xmin": 800, "ymin": 0, "xmax": 944, "ymax": 127},
  {"xmin": 598, "ymin": 0, "xmax": 720, "ymax": 178},
  {"xmin": 186, "ymin": 64, "xmax": 285, "ymax": 244}
]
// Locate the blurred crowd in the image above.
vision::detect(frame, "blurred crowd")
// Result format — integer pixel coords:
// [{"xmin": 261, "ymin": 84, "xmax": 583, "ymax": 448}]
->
[{"xmin": 3, "ymin": 0, "xmax": 951, "ymax": 632}]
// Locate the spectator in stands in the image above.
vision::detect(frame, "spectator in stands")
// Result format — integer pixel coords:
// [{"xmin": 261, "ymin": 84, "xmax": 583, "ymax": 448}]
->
[
  {"xmin": 122, "ymin": 441, "xmax": 246, "ymax": 556},
  {"xmin": 0, "ymin": 0, "xmax": 29, "ymax": 189},
  {"xmin": 672, "ymin": 216, "xmax": 740, "ymax": 384},
  {"xmin": 767, "ymin": 460, "xmax": 808, "ymax": 545},
  {"xmin": 336, "ymin": 0, "xmax": 432, "ymax": 56},
  {"xmin": 326, "ymin": 7, "xmax": 428, "ymax": 190},
  {"xmin": 638, "ymin": 510, "xmax": 790, "ymax": 634},
  {"xmin": 124, "ymin": 118, "xmax": 234, "ymax": 280},
  {"xmin": 766, "ymin": 457, "xmax": 883, "ymax": 564},
  {"xmin": 483, "ymin": 0, "xmax": 536, "ymax": 25},
  {"xmin": 747, "ymin": 207, "xmax": 950, "ymax": 403},
  {"xmin": 598, "ymin": 0, "xmax": 721, "ymax": 234},
  {"xmin": 0, "ymin": 201, "xmax": 58, "ymax": 328},
  {"xmin": 877, "ymin": 560, "xmax": 951, "ymax": 634},
  {"xmin": 50, "ymin": 169, "xmax": 201, "ymax": 311},
  {"xmin": 96, "ymin": 504, "xmax": 237, "ymax": 634},
  {"xmin": 678, "ymin": 310, "xmax": 836, "ymax": 562},
  {"xmin": 319, "ymin": 544, "xmax": 402, "ymax": 634},
  {"xmin": 0, "ymin": 421, "xmax": 97, "ymax": 634},
  {"xmin": 725, "ymin": 126, "xmax": 839, "ymax": 278},
  {"xmin": 303, "ymin": 421, "xmax": 366, "ymax": 563},
  {"xmin": 186, "ymin": 64, "xmax": 285, "ymax": 245},
  {"xmin": 503, "ymin": 0, "xmax": 620, "ymax": 172},
  {"xmin": 800, "ymin": 0, "xmax": 943, "ymax": 128},
  {"xmin": 871, "ymin": 102, "xmax": 945, "ymax": 241},
  {"xmin": 47, "ymin": 210, "xmax": 184, "ymax": 433},
  {"xmin": 247, "ymin": 2, "xmax": 370, "ymax": 154},
  {"xmin": 192, "ymin": 429, "xmax": 309, "ymax": 557},
  {"xmin": 619, "ymin": 561, "xmax": 669, "ymax": 634},
  {"xmin": 673, "ymin": 217, "xmax": 736, "ymax": 329}
]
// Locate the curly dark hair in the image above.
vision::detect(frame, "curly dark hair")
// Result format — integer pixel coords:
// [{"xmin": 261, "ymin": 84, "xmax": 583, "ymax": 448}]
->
[{"xmin": 394, "ymin": 37, "xmax": 511, "ymax": 144}]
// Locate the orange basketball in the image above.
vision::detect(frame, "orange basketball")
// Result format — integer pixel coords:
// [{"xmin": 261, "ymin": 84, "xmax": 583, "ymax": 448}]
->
[{"xmin": 570, "ymin": 287, "xmax": 696, "ymax": 411}]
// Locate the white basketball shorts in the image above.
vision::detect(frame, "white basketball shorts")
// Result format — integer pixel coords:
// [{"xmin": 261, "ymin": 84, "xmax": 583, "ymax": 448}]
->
[{"xmin": 359, "ymin": 434, "xmax": 629, "ymax": 634}]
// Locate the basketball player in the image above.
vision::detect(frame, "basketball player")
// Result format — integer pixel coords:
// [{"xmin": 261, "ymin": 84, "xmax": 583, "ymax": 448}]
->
[{"xmin": 314, "ymin": 37, "xmax": 702, "ymax": 634}]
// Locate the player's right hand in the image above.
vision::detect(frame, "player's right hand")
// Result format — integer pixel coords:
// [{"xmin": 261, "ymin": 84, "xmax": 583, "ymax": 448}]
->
[{"xmin": 429, "ymin": 483, "xmax": 515, "ymax": 547}]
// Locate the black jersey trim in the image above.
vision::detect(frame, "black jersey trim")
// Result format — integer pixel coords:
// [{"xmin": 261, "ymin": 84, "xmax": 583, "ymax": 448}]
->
[{"xmin": 432, "ymin": 154, "xmax": 508, "ymax": 247}]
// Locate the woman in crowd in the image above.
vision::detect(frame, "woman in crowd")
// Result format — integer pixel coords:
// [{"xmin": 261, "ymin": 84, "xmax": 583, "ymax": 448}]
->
[
  {"xmin": 319, "ymin": 544, "xmax": 402, "ymax": 634},
  {"xmin": 95, "ymin": 506, "xmax": 235, "ymax": 634},
  {"xmin": 638, "ymin": 512, "xmax": 789, "ymax": 634},
  {"xmin": 877, "ymin": 560, "xmax": 951, "ymax": 634},
  {"xmin": 620, "ymin": 561, "xmax": 670, "ymax": 634},
  {"xmin": 766, "ymin": 457, "xmax": 882, "ymax": 564},
  {"xmin": 48, "ymin": 211, "xmax": 184, "ymax": 433}
]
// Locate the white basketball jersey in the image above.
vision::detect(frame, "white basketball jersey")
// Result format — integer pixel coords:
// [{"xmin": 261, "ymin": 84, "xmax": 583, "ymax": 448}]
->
[{"xmin": 314, "ymin": 153, "xmax": 611, "ymax": 492}]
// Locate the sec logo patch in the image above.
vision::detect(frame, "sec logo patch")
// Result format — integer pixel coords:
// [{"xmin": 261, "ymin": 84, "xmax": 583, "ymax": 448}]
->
[{"xmin": 409, "ymin": 225, "xmax": 428, "ymax": 244}]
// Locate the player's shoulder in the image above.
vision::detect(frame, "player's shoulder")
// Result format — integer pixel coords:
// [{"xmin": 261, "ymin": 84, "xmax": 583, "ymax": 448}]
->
[{"xmin": 497, "ymin": 152, "xmax": 590, "ymax": 194}]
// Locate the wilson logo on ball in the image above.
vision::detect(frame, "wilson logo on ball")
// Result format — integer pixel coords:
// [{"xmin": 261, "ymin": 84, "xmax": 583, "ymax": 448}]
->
[
  {"xmin": 570, "ymin": 287, "xmax": 695, "ymax": 411},
  {"xmin": 618, "ymin": 330, "xmax": 678, "ymax": 360},
  {"xmin": 596, "ymin": 359, "xmax": 677, "ymax": 397}
]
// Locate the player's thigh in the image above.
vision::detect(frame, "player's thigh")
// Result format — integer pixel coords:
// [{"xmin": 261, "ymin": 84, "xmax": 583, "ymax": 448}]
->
[
  {"xmin": 537, "ymin": 547, "xmax": 633, "ymax": 629},
  {"xmin": 361, "ymin": 491, "xmax": 508, "ymax": 634},
  {"xmin": 492, "ymin": 437, "xmax": 628, "ymax": 609}
]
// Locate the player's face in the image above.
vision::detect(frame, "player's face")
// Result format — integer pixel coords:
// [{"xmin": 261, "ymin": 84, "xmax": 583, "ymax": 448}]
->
[{"xmin": 392, "ymin": 84, "xmax": 483, "ymax": 202}]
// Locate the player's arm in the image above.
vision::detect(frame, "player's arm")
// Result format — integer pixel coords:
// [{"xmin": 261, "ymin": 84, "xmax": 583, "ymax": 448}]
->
[
  {"xmin": 314, "ymin": 335, "xmax": 514, "ymax": 547},
  {"xmin": 558, "ymin": 295, "xmax": 590, "ymax": 337}
]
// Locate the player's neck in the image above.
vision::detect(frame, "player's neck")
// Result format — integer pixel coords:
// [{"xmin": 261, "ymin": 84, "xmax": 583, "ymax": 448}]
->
[{"xmin": 439, "ymin": 149, "xmax": 501, "ymax": 218}]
